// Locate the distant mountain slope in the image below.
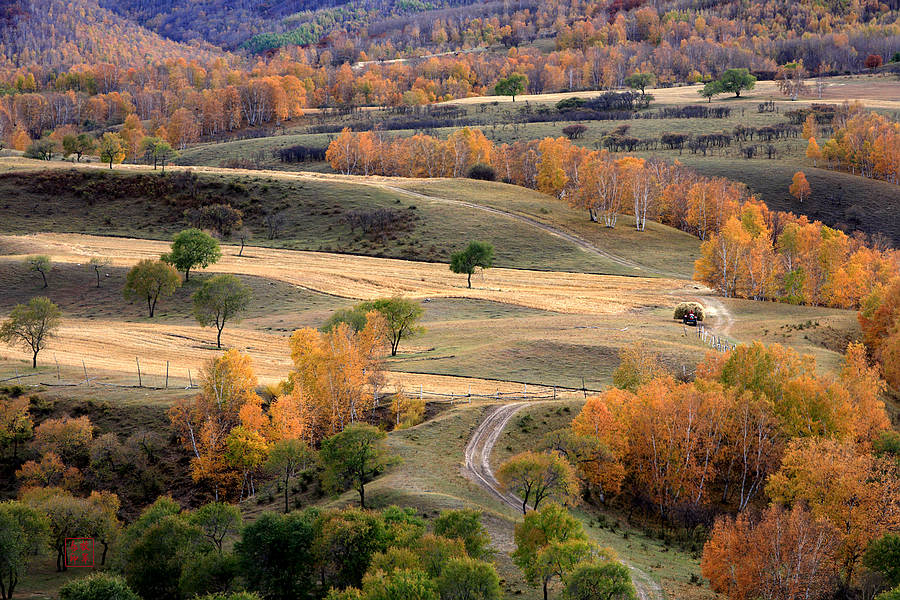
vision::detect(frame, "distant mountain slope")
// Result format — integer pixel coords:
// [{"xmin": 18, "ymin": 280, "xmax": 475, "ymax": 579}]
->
[
  {"xmin": 0, "ymin": 0, "xmax": 223, "ymax": 68},
  {"xmin": 96, "ymin": 0, "xmax": 489, "ymax": 50}
]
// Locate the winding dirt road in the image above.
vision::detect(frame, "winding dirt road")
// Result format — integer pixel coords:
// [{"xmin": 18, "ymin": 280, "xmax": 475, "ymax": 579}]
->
[{"xmin": 462, "ymin": 403, "xmax": 665, "ymax": 600}]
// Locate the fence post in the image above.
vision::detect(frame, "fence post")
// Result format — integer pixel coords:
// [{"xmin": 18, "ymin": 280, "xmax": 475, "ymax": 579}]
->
[
  {"xmin": 165, "ymin": 361, "xmax": 169, "ymax": 389},
  {"xmin": 582, "ymin": 377, "xmax": 587, "ymax": 398},
  {"xmin": 524, "ymin": 382, "xmax": 527, "ymax": 400},
  {"xmin": 136, "ymin": 357, "xmax": 142, "ymax": 388},
  {"xmin": 188, "ymin": 369, "xmax": 193, "ymax": 388},
  {"xmin": 419, "ymin": 384, "xmax": 423, "ymax": 401},
  {"xmin": 553, "ymin": 386, "xmax": 557, "ymax": 400},
  {"xmin": 468, "ymin": 384, "xmax": 471, "ymax": 403},
  {"xmin": 55, "ymin": 354, "xmax": 60, "ymax": 381},
  {"xmin": 82, "ymin": 359, "xmax": 88, "ymax": 386}
]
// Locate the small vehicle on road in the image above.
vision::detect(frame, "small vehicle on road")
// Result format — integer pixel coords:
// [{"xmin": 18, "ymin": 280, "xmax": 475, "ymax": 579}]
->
[{"xmin": 682, "ymin": 311, "xmax": 698, "ymax": 326}]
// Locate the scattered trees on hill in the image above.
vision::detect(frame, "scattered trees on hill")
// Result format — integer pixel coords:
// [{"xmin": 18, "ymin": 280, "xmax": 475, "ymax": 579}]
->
[
  {"xmin": 123, "ymin": 259, "xmax": 181, "ymax": 317},
  {"xmin": 450, "ymin": 241, "xmax": 495, "ymax": 289},
  {"xmin": 192, "ymin": 274, "xmax": 252, "ymax": 349},
  {"xmin": 0, "ymin": 297, "xmax": 61, "ymax": 368},
  {"xmin": 162, "ymin": 229, "xmax": 222, "ymax": 281}
]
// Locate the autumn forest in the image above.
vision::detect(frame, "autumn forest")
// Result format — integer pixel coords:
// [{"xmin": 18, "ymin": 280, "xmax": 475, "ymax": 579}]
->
[{"xmin": 1, "ymin": 1, "xmax": 900, "ymax": 600}]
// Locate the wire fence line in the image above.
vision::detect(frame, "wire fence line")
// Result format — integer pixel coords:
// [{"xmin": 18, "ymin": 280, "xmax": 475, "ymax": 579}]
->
[{"xmin": 696, "ymin": 322, "xmax": 736, "ymax": 353}]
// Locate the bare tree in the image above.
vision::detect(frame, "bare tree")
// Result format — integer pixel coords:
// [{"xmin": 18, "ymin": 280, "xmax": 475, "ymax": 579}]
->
[{"xmin": 88, "ymin": 257, "xmax": 110, "ymax": 288}]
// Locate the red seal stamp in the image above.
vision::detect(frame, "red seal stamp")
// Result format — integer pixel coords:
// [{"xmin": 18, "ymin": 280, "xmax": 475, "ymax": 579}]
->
[{"xmin": 65, "ymin": 538, "xmax": 94, "ymax": 568}]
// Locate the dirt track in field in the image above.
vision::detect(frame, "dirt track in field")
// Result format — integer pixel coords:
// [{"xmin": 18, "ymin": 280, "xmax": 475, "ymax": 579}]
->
[{"xmin": 462, "ymin": 402, "xmax": 665, "ymax": 600}]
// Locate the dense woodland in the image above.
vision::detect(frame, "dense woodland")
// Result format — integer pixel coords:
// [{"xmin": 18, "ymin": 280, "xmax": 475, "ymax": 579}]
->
[{"xmin": 1, "ymin": 0, "xmax": 899, "ymax": 148}]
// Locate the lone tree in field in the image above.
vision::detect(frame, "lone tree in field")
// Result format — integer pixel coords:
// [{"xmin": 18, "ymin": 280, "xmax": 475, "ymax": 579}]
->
[
  {"xmin": 624, "ymin": 72, "xmax": 655, "ymax": 96},
  {"xmin": 450, "ymin": 241, "xmax": 495, "ymax": 289},
  {"xmin": 162, "ymin": 229, "xmax": 221, "ymax": 281},
  {"xmin": 320, "ymin": 423, "xmax": 390, "ymax": 509},
  {"xmin": 366, "ymin": 297, "xmax": 424, "ymax": 356},
  {"xmin": 87, "ymin": 258, "xmax": 110, "ymax": 288},
  {"xmin": 497, "ymin": 451, "xmax": 579, "ymax": 514},
  {"xmin": 25, "ymin": 255, "xmax": 51, "ymax": 289},
  {"xmin": 0, "ymin": 297, "xmax": 61, "ymax": 368},
  {"xmin": 192, "ymin": 274, "xmax": 252, "ymax": 349},
  {"xmin": 98, "ymin": 133, "xmax": 125, "ymax": 169},
  {"xmin": 717, "ymin": 68, "xmax": 756, "ymax": 98},
  {"xmin": 123, "ymin": 259, "xmax": 181, "ymax": 317},
  {"xmin": 494, "ymin": 73, "xmax": 528, "ymax": 102},
  {"xmin": 790, "ymin": 171, "xmax": 811, "ymax": 203}
]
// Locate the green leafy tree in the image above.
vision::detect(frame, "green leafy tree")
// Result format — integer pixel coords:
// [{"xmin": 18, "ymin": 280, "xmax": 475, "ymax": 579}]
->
[
  {"xmin": 236, "ymin": 511, "xmax": 317, "ymax": 600},
  {"xmin": 189, "ymin": 502, "xmax": 242, "ymax": 553},
  {"xmin": 362, "ymin": 568, "xmax": 438, "ymax": 600},
  {"xmin": 0, "ymin": 297, "xmax": 61, "ymax": 368},
  {"xmin": 123, "ymin": 259, "xmax": 181, "ymax": 318},
  {"xmin": 433, "ymin": 510, "xmax": 492, "ymax": 560},
  {"xmin": 25, "ymin": 255, "xmax": 51, "ymax": 288},
  {"xmin": 450, "ymin": 241, "xmax": 495, "ymax": 289},
  {"xmin": 119, "ymin": 512, "xmax": 207, "ymax": 600},
  {"xmin": 717, "ymin": 68, "xmax": 756, "ymax": 97},
  {"xmin": 315, "ymin": 508, "xmax": 389, "ymax": 589},
  {"xmin": 59, "ymin": 573, "xmax": 140, "ymax": 600},
  {"xmin": 366, "ymin": 297, "xmax": 424, "ymax": 356},
  {"xmin": 99, "ymin": 132, "xmax": 125, "ymax": 169},
  {"xmin": 864, "ymin": 533, "xmax": 900, "ymax": 588},
  {"xmin": 320, "ymin": 424, "xmax": 390, "ymax": 509},
  {"xmin": 0, "ymin": 501, "xmax": 48, "ymax": 600},
  {"xmin": 512, "ymin": 504, "xmax": 590, "ymax": 600},
  {"xmin": 265, "ymin": 439, "xmax": 317, "ymax": 513},
  {"xmin": 24, "ymin": 138, "xmax": 56, "ymax": 161},
  {"xmin": 323, "ymin": 306, "xmax": 370, "ymax": 333},
  {"xmin": 562, "ymin": 562, "xmax": 636, "ymax": 600},
  {"xmin": 192, "ymin": 274, "xmax": 252, "ymax": 349},
  {"xmin": 437, "ymin": 557, "xmax": 502, "ymax": 600},
  {"xmin": 179, "ymin": 551, "xmax": 241, "ymax": 599},
  {"xmin": 624, "ymin": 72, "xmax": 655, "ymax": 96},
  {"xmin": 699, "ymin": 81, "xmax": 722, "ymax": 102},
  {"xmin": 141, "ymin": 136, "xmax": 177, "ymax": 171},
  {"xmin": 497, "ymin": 451, "xmax": 579, "ymax": 514},
  {"xmin": 88, "ymin": 257, "xmax": 110, "ymax": 288},
  {"xmin": 162, "ymin": 229, "xmax": 222, "ymax": 281},
  {"xmin": 494, "ymin": 73, "xmax": 528, "ymax": 102},
  {"xmin": 61, "ymin": 134, "xmax": 96, "ymax": 162}
]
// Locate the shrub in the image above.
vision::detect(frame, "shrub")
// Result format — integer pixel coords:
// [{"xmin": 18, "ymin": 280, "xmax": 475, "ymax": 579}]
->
[
  {"xmin": 59, "ymin": 572, "xmax": 140, "ymax": 600},
  {"xmin": 467, "ymin": 163, "xmax": 496, "ymax": 181},
  {"xmin": 674, "ymin": 302, "xmax": 705, "ymax": 321}
]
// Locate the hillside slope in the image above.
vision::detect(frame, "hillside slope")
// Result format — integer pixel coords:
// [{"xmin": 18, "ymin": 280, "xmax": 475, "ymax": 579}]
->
[{"xmin": 0, "ymin": 0, "xmax": 223, "ymax": 68}]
